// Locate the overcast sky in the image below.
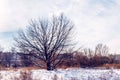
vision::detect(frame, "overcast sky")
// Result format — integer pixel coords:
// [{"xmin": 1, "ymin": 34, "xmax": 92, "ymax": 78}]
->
[{"xmin": 0, "ymin": 0, "xmax": 120, "ymax": 53}]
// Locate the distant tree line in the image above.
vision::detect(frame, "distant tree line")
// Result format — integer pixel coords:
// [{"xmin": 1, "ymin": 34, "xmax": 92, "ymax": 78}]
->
[{"xmin": 0, "ymin": 43, "xmax": 119, "ymax": 69}]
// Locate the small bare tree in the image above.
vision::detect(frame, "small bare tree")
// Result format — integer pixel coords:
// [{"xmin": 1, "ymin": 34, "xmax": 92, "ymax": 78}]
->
[
  {"xmin": 0, "ymin": 46, "xmax": 3, "ymax": 67},
  {"xmin": 95, "ymin": 43, "xmax": 109, "ymax": 56},
  {"xmin": 14, "ymin": 14, "xmax": 74, "ymax": 70}
]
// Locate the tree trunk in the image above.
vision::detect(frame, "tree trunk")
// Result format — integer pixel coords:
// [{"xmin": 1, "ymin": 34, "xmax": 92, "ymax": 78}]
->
[{"xmin": 46, "ymin": 61, "xmax": 52, "ymax": 70}]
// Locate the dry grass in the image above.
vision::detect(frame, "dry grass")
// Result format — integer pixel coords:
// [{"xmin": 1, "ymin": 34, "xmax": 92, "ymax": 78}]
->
[
  {"xmin": 0, "ymin": 66, "xmax": 40, "ymax": 71},
  {"xmin": 1, "ymin": 63, "xmax": 120, "ymax": 71},
  {"xmin": 9, "ymin": 70, "xmax": 33, "ymax": 80},
  {"xmin": 101, "ymin": 64, "xmax": 112, "ymax": 69},
  {"xmin": 18, "ymin": 66, "xmax": 40, "ymax": 70},
  {"xmin": 52, "ymin": 74, "xmax": 58, "ymax": 80},
  {"xmin": 101, "ymin": 64, "xmax": 120, "ymax": 69},
  {"xmin": 19, "ymin": 70, "xmax": 32, "ymax": 80}
]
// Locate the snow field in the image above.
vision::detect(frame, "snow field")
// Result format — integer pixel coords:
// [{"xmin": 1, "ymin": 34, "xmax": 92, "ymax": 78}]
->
[{"xmin": 0, "ymin": 68, "xmax": 120, "ymax": 80}]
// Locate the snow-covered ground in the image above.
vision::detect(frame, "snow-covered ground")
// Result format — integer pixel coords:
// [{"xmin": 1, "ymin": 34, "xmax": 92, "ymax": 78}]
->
[{"xmin": 0, "ymin": 68, "xmax": 120, "ymax": 80}]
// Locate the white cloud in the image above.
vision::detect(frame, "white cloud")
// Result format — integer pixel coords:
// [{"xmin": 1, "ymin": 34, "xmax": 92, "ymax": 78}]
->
[{"xmin": 0, "ymin": 0, "xmax": 120, "ymax": 53}]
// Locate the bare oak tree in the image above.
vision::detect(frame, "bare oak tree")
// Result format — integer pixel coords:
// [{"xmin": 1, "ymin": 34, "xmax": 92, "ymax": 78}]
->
[{"xmin": 14, "ymin": 14, "xmax": 74, "ymax": 70}]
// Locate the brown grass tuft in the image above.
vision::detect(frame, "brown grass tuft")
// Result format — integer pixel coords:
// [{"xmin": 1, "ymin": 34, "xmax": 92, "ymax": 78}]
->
[
  {"xmin": 20, "ymin": 70, "xmax": 32, "ymax": 80},
  {"xmin": 101, "ymin": 64, "xmax": 120, "ymax": 69}
]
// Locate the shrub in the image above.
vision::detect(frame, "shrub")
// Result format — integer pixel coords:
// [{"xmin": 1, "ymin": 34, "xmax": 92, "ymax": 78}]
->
[{"xmin": 19, "ymin": 71, "xmax": 32, "ymax": 80}]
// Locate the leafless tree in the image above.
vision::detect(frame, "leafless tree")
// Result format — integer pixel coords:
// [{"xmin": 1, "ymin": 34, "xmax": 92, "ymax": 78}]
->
[
  {"xmin": 0, "ymin": 45, "xmax": 3, "ymax": 53},
  {"xmin": 95, "ymin": 43, "xmax": 109, "ymax": 56},
  {"xmin": 14, "ymin": 14, "xmax": 74, "ymax": 70},
  {"xmin": 84, "ymin": 48, "xmax": 94, "ymax": 58},
  {"xmin": 0, "ymin": 45, "xmax": 4, "ymax": 66}
]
